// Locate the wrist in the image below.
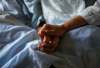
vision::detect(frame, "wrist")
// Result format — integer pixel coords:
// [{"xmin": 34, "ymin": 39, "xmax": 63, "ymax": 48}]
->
[
  {"xmin": 61, "ymin": 24, "xmax": 67, "ymax": 32},
  {"xmin": 62, "ymin": 16, "xmax": 87, "ymax": 31}
]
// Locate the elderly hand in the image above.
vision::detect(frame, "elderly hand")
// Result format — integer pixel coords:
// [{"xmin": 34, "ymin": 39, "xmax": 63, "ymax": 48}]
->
[
  {"xmin": 37, "ymin": 16, "xmax": 87, "ymax": 53},
  {"xmin": 37, "ymin": 23, "xmax": 66, "ymax": 54},
  {"xmin": 38, "ymin": 35, "xmax": 60, "ymax": 54},
  {"xmin": 38, "ymin": 24, "xmax": 66, "ymax": 37}
]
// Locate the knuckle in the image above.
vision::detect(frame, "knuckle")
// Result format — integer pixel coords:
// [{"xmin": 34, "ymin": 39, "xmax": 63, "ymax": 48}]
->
[
  {"xmin": 43, "ymin": 24, "xmax": 47, "ymax": 27},
  {"xmin": 38, "ymin": 30, "xmax": 42, "ymax": 36},
  {"xmin": 44, "ymin": 24, "xmax": 50, "ymax": 28}
]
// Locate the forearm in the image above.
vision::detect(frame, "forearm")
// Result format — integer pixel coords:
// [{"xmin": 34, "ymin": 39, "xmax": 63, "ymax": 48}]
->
[
  {"xmin": 62, "ymin": 0, "xmax": 100, "ymax": 31},
  {"xmin": 62, "ymin": 16, "xmax": 88, "ymax": 31}
]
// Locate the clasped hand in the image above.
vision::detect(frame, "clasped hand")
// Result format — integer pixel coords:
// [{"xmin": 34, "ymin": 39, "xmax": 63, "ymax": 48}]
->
[{"xmin": 37, "ymin": 24, "xmax": 66, "ymax": 54}]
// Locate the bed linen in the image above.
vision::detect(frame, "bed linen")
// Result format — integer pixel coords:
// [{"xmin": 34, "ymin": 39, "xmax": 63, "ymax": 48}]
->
[{"xmin": 0, "ymin": 0, "xmax": 100, "ymax": 68}]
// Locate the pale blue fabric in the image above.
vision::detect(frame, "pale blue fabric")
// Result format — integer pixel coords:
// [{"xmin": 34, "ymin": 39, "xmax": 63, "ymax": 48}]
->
[
  {"xmin": 0, "ymin": 24, "xmax": 38, "ymax": 67},
  {"xmin": 0, "ymin": 0, "xmax": 100, "ymax": 68}
]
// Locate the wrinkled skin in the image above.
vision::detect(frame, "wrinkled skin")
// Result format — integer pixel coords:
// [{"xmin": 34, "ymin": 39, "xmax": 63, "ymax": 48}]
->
[
  {"xmin": 37, "ymin": 16, "xmax": 87, "ymax": 54},
  {"xmin": 38, "ymin": 35, "xmax": 60, "ymax": 54},
  {"xmin": 38, "ymin": 24, "xmax": 66, "ymax": 37},
  {"xmin": 37, "ymin": 24, "xmax": 66, "ymax": 54}
]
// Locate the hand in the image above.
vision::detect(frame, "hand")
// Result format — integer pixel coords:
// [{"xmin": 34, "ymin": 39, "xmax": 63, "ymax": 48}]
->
[
  {"xmin": 37, "ymin": 21, "xmax": 46, "ymax": 41},
  {"xmin": 38, "ymin": 24, "xmax": 66, "ymax": 37},
  {"xmin": 38, "ymin": 35, "xmax": 60, "ymax": 54},
  {"xmin": 37, "ymin": 24, "xmax": 65, "ymax": 54}
]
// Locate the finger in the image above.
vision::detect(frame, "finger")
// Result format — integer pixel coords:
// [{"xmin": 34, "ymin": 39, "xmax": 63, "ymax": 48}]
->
[
  {"xmin": 38, "ymin": 33, "xmax": 44, "ymax": 42},
  {"xmin": 43, "ymin": 35, "xmax": 51, "ymax": 43},
  {"xmin": 38, "ymin": 24, "xmax": 49, "ymax": 40},
  {"xmin": 38, "ymin": 24, "xmax": 47, "ymax": 36},
  {"xmin": 38, "ymin": 42, "xmax": 48, "ymax": 49},
  {"xmin": 38, "ymin": 24, "xmax": 54, "ymax": 35},
  {"xmin": 38, "ymin": 36, "xmax": 60, "ymax": 53},
  {"xmin": 38, "ymin": 42, "xmax": 58, "ymax": 54}
]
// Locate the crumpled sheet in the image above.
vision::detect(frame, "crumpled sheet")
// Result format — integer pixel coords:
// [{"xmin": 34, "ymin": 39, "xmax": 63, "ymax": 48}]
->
[
  {"xmin": 0, "ymin": 24, "xmax": 38, "ymax": 67},
  {"xmin": 0, "ymin": 24, "xmax": 77, "ymax": 68},
  {"xmin": 1, "ymin": 24, "xmax": 100, "ymax": 68},
  {"xmin": 0, "ymin": 0, "xmax": 100, "ymax": 68},
  {"xmin": 0, "ymin": 24, "xmax": 58, "ymax": 68}
]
